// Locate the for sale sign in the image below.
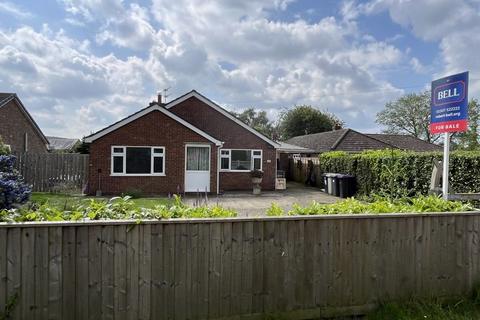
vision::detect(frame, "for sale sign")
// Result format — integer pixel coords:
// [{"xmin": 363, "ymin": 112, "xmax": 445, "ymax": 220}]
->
[{"xmin": 430, "ymin": 72, "xmax": 469, "ymax": 133}]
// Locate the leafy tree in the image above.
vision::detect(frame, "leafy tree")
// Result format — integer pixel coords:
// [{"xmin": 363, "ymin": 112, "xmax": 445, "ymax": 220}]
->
[
  {"xmin": 376, "ymin": 91, "xmax": 440, "ymax": 143},
  {"xmin": 230, "ymin": 108, "xmax": 276, "ymax": 138},
  {"xmin": 279, "ymin": 105, "xmax": 344, "ymax": 140},
  {"xmin": 75, "ymin": 138, "xmax": 90, "ymax": 154},
  {"xmin": 0, "ymin": 136, "xmax": 10, "ymax": 155},
  {"xmin": 0, "ymin": 137, "xmax": 31, "ymax": 209},
  {"xmin": 453, "ymin": 99, "xmax": 480, "ymax": 150}
]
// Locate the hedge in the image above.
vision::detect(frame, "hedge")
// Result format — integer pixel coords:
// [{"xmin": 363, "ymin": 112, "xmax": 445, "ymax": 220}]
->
[{"xmin": 318, "ymin": 150, "xmax": 480, "ymax": 197}]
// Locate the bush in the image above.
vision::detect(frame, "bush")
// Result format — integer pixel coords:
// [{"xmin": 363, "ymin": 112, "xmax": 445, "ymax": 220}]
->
[
  {"xmin": 266, "ymin": 203, "xmax": 285, "ymax": 216},
  {"xmin": 0, "ymin": 195, "xmax": 237, "ymax": 222},
  {"xmin": 121, "ymin": 188, "xmax": 143, "ymax": 199},
  {"xmin": 318, "ymin": 149, "xmax": 480, "ymax": 197},
  {"xmin": 285, "ymin": 195, "xmax": 473, "ymax": 216},
  {"xmin": 0, "ymin": 136, "xmax": 10, "ymax": 156},
  {"xmin": 250, "ymin": 169, "xmax": 263, "ymax": 178},
  {"xmin": 0, "ymin": 155, "xmax": 31, "ymax": 210}
]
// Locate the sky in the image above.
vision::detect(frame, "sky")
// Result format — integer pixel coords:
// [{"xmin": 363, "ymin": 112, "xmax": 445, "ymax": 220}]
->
[{"xmin": 0, "ymin": 0, "xmax": 479, "ymax": 138}]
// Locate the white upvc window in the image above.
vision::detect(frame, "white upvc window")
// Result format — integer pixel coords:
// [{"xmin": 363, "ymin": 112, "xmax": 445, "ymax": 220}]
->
[
  {"xmin": 252, "ymin": 150, "xmax": 262, "ymax": 171},
  {"xmin": 111, "ymin": 146, "xmax": 165, "ymax": 176},
  {"xmin": 220, "ymin": 149, "xmax": 262, "ymax": 172},
  {"xmin": 220, "ymin": 150, "xmax": 230, "ymax": 170}
]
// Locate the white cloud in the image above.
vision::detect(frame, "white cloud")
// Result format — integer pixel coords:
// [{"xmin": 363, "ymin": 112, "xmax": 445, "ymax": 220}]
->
[
  {"xmin": 61, "ymin": 0, "xmax": 156, "ymax": 50},
  {"xmin": 0, "ymin": 1, "xmax": 32, "ymax": 19},
  {"xmin": 0, "ymin": 26, "xmax": 170, "ymax": 137},
  {"xmin": 356, "ymin": 0, "xmax": 480, "ymax": 93},
  {"xmin": 0, "ymin": 0, "xmax": 413, "ymax": 137}
]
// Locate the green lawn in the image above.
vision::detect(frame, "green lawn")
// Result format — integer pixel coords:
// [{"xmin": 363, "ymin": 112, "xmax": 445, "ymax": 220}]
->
[
  {"xmin": 30, "ymin": 192, "xmax": 171, "ymax": 209},
  {"xmin": 368, "ymin": 297, "xmax": 480, "ymax": 320}
]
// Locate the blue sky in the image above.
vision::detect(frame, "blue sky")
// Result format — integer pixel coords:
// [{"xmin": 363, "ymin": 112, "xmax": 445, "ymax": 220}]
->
[{"xmin": 0, "ymin": 0, "xmax": 478, "ymax": 138}]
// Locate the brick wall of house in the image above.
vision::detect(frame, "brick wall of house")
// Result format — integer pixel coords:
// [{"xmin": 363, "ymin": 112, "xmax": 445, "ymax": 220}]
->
[
  {"xmin": 87, "ymin": 110, "xmax": 217, "ymax": 195},
  {"xmin": 0, "ymin": 99, "xmax": 47, "ymax": 153},
  {"xmin": 169, "ymin": 97, "xmax": 276, "ymax": 191}
]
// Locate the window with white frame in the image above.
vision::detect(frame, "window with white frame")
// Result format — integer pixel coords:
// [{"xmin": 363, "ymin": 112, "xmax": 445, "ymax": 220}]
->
[
  {"xmin": 220, "ymin": 150, "xmax": 230, "ymax": 170},
  {"xmin": 220, "ymin": 149, "xmax": 262, "ymax": 171},
  {"xmin": 111, "ymin": 146, "xmax": 165, "ymax": 175}
]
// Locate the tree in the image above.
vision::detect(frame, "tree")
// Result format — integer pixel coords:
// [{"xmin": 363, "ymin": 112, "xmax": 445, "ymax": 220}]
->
[
  {"xmin": 452, "ymin": 99, "xmax": 480, "ymax": 150},
  {"xmin": 75, "ymin": 138, "xmax": 90, "ymax": 154},
  {"xmin": 0, "ymin": 136, "xmax": 31, "ymax": 209},
  {"xmin": 230, "ymin": 108, "xmax": 276, "ymax": 138},
  {"xmin": 278, "ymin": 105, "xmax": 344, "ymax": 140},
  {"xmin": 376, "ymin": 91, "xmax": 440, "ymax": 143}
]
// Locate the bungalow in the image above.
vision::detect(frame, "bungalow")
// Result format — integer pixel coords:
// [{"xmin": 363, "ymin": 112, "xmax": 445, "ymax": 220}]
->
[
  {"xmin": 285, "ymin": 128, "xmax": 442, "ymax": 154},
  {"xmin": 84, "ymin": 90, "xmax": 308, "ymax": 195}
]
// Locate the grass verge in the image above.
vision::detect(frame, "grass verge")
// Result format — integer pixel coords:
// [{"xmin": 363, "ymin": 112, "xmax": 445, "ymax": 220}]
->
[{"xmin": 368, "ymin": 296, "xmax": 480, "ymax": 320}]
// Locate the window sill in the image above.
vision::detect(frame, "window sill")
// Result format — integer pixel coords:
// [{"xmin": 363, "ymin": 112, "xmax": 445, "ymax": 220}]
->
[{"xmin": 110, "ymin": 173, "xmax": 166, "ymax": 177}]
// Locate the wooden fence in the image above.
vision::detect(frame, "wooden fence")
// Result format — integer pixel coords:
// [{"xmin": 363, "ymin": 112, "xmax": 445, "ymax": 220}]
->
[
  {"xmin": 289, "ymin": 157, "xmax": 322, "ymax": 187},
  {"xmin": 12, "ymin": 153, "xmax": 89, "ymax": 192},
  {"xmin": 1, "ymin": 213, "xmax": 479, "ymax": 319}
]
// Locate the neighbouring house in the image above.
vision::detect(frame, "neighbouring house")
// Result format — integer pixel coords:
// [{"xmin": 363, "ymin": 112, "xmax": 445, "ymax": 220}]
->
[
  {"xmin": 84, "ymin": 90, "xmax": 309, "ymax": 195},
  {"xmin": 0, "ymin": 93, "xmax": 49, "ymax": 153},
  {"xmin": 284, "ymin": 128, "xmax": 442, "ymax": 155},
  {"xmin": 47, "ymin": 136, "xmax": 80, "ymax": 153}
]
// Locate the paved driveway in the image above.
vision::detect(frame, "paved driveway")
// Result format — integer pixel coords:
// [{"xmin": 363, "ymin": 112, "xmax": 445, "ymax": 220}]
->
[{"xmin": 184, "ymin": 182, "xmax": 340, "ymax": 217}]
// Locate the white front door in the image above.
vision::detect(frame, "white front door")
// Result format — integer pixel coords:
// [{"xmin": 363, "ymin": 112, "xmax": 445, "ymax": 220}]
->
[{"xmin": 185, "ymin": 145, "xmax": 211, "ymax": 192}]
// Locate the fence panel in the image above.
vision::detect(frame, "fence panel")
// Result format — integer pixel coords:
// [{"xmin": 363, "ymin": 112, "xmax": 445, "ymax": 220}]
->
[
  {"xmin": 0, "ymin": 213, "xmax": 479, "ymax": 319},
  {"xmin": 290, "ymin": 157, "xmax": 322, "ymax": 187},
  {"xmin": 12, "ymin": 153, "xmax": 89, "ymax": 192}
]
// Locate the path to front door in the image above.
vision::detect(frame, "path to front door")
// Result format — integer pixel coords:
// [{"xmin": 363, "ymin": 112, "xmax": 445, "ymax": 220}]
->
[{"xmin": 183, "ymin": 181, "xmax": 339, "ymax": 216}]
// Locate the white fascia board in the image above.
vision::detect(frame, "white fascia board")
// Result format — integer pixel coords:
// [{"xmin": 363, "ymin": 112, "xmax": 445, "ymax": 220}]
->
[{"xmin": 84, "ymin": 105, "xmax": 223, "ymax": 146}]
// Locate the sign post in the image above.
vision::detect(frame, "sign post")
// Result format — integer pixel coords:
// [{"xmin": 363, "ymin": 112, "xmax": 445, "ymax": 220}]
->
[{"xmin": 430, "ymin": 71, "xmax": 469, "ymax": 200}]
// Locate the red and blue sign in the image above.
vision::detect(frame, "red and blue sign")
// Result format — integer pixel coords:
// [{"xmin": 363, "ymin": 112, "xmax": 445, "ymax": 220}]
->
[{"xmin": 430, "ymin": 71, "xmax": 469, "ymax": 133}]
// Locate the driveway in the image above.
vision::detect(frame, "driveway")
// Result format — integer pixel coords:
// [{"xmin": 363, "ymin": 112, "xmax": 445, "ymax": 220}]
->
[{"xmin": 184, "ymin": 181, "xmax": 340, "ymax": 217}]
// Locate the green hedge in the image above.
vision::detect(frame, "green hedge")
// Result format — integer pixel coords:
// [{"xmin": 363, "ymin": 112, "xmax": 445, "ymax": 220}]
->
[{"xmin": 318, "ymin": 150, "xmax": 480, "ymax": 196}]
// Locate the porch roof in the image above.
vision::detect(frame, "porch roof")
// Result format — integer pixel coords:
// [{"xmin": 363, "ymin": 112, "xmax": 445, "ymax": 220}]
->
[{"xmin": 276, "ymin": 141, "xmax": 314, "ymax": 153}]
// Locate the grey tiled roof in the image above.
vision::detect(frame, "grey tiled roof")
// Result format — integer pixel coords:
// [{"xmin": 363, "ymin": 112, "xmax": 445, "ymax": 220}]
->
[
  {"xmin": 366, "ymin": 134, "xmax": 442, "ymax": 152},
  {"xmin": 285, "ymin": 129, "xmax": 350, "ymax": 153},
  {"xmin": 285, "ymin": 129, "xmax": 442, "ymax": 153},
  {"xmin": 47, "ymin": 136, "xmax": 80, "ymax": 151}
]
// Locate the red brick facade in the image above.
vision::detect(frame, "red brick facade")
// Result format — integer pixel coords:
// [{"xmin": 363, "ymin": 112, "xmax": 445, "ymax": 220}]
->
[
  {"xmin": 0, "ymin": 99, "xmax": 48, "ymax": 154},
  {"xmin": 87, "ymin": 110, "xmax": 217, "ymax": 195},
  {"xmin": 87, "ymin": 93, "xmax": 278, "ymax": 195},
  {"xmin": 169, "ymin": 97, "xmax": 276, "ymax": 191}
]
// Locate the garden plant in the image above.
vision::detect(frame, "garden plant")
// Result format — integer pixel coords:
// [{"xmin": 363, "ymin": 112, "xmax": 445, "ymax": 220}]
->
[{"xmin": 0, "ymin": 138, "xmax": 31, "ymax": 210}]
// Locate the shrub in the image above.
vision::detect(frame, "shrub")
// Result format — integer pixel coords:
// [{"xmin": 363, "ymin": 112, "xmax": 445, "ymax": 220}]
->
[
  {"xmin": 250, "ymin": 169, "xmax": 263, "ymax": 178},
  {"xmin": 266, "ymin": 203, "xmax": 285, "ymax": 216},
  {"xmin": 121, "ymin": 188, "xmax": 143, "ymax": 199},
  {"xmin": 0, "ymin": 155, "xmax": 31, "ymax": 210},
  {"xmin": 0, "ymin": 136, "xmax": 10, "ymax": 156},
  {"xmin": 318, "ymin": 149, "xmax": 480, "ymax": 197},
  {"xmin": 287, "ymin": 195, "xmax": 473, "ymax": 216},
  {"xmin": 0, "ymin": 194, "xmax": 237, "ymax": 222}
]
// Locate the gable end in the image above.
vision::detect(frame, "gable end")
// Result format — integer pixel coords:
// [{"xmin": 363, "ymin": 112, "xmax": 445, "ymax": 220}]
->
[{"xmin": 165, "ymin": 91, "xmax": 279, "ymax": 148}]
